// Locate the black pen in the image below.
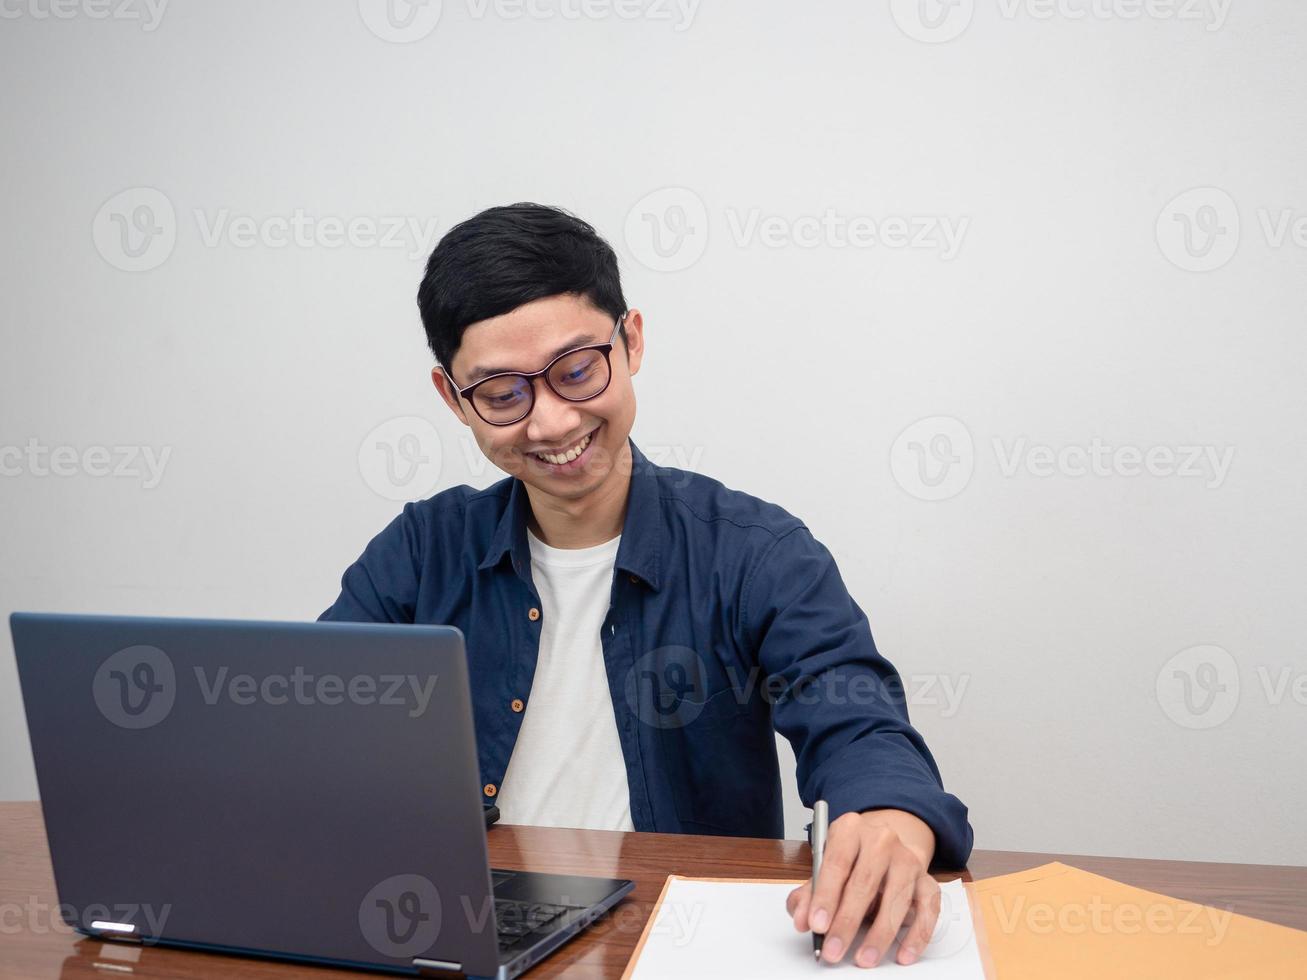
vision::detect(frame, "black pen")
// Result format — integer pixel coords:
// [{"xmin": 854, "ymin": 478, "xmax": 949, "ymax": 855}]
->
[{"xmin": 811, "ymin": 799, "xmax": 828, "ymax": 961}]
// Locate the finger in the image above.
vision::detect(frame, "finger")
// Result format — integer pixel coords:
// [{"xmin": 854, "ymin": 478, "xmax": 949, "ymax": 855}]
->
[
  {"xmin": 787, "ymin": 882, "xmax": 812, "ymax": 931},
  {"xmin": 896, "ymin": 876, "xmax": 942, "ymax": 966},
  {"xmin": 855, "ymin": 860, "xmax": 918, "ymax": 968},
  {"xmin": 820, "ymin": 848, "xmax": 890, "ymax": 965},
  {"xmin": 808, "ymin": 820, "xmax": 861, "ymax": 939}
]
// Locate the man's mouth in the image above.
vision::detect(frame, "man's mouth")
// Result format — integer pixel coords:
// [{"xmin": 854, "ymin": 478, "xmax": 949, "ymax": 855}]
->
[{"xmin": 530, "ymin": 426, "xmax": 599, "ymax": 469}]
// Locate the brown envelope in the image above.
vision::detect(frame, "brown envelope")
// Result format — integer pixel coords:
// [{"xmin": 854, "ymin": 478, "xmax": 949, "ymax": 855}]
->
[{"xmin": 972, "ymin": 862, "xmax": 1307, "ymax": 979}]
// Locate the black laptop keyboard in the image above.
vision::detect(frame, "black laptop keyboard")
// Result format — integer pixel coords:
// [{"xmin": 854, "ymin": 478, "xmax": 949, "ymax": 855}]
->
[{"xmin": 494, "ymin": 899, "xmax": 574, "ymax": 949}]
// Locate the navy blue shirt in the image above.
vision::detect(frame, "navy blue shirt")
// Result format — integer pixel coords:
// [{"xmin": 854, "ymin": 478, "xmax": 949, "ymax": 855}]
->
[{"xmin": 319, "ymin": 440, "xmax": 973, "ymax": 868}]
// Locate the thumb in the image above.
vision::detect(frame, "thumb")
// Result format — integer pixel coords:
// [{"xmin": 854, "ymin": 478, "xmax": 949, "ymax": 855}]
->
[{"xmin": 787, "ymin": 881, "xmax": 813, "ymax": 931}]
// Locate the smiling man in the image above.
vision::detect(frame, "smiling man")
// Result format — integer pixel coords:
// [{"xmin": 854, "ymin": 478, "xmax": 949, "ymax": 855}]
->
[{"xmin": 319, "ymin": 202, "xmax": 972, "ymax": 968}]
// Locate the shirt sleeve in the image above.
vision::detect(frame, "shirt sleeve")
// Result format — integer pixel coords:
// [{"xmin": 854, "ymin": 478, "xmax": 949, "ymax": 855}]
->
[
  {"xmin": 317, "ymin": 504, "xmax": 422, "ymax": 624},
  {"xmin": 742, "ymin": 525, "xmax": 973, "ymax": 869}
]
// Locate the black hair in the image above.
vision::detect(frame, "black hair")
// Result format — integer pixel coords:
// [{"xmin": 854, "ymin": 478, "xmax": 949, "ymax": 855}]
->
[{"xmin": 417, "ymin": 203, "xmax": 628, "ymax": 376}]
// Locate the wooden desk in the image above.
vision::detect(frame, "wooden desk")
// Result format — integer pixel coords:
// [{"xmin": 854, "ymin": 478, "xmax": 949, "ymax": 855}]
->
[{"xmin": 2, "ymin": 801, "xmax": 1304, "ymax": 978}]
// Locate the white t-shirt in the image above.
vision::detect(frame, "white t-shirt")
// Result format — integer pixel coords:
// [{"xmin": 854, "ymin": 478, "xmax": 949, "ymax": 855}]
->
[{"xmin": 497, "ymin": 528, "xmax": 635, "ymax": 831}]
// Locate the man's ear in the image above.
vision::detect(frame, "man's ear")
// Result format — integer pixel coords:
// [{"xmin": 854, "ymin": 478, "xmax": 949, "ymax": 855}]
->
[
  {"xmin": 623, "ymin": 308, "xmax": 646, "ymax": 378},
  {"xmin": 432, "ymin": 366, "xmax": 470, "ymax": 425}
]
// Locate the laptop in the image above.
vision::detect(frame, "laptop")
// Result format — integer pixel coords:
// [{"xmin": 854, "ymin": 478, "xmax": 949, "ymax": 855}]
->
[{"xmin": 10, "ymin": 612, "xmax": 635, "ymax": 979}]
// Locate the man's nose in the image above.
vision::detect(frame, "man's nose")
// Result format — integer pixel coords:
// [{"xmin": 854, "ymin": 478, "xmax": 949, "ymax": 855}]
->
[{"xmin": 525, "ymin": 378, "xmax": 583, "ymax": 444}]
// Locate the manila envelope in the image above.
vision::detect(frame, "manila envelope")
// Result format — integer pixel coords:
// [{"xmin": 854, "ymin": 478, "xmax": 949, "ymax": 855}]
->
[{"xmin": 972, "ymin": 862, "xmax": 1307, "ymax": 979}]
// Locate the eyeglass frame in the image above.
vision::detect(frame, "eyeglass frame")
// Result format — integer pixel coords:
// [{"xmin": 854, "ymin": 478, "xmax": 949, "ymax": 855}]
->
[{"xmin": 451, "ymin": 312, "xmax": 628, "ymax": 426}]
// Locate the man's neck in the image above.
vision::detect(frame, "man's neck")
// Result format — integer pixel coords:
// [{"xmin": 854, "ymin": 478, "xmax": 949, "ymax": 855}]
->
[{"xmin": 523, "ymin": 441, "xmax": 632, "ymax": 549}]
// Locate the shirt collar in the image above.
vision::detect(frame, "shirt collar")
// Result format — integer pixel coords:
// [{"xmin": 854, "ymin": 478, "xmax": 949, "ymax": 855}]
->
[{"xmin": 478, "ymin": 438, "xmax": 663, "ymax": 591}]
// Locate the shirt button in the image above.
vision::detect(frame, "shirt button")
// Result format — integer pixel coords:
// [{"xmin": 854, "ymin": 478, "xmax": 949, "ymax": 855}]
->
[
  {"xmin": 628, "ymin": 573, "xmax": 639, "ymax": 584},
  {"xmin": 511, "ymin": 698, "xmax": 524, "ymax": 713},
  {"xmin": 528, "ymin": 607, "xmax": 540, "ymax": 621},
  {"xmin": 483, "ymin": 783, "xmax": 497, "ymax": 798}
]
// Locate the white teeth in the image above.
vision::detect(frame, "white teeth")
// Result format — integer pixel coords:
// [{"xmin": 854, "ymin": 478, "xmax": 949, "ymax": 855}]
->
[{"xmin": 535, "ymin": 430, "xmax": 593, "ymax": 465}]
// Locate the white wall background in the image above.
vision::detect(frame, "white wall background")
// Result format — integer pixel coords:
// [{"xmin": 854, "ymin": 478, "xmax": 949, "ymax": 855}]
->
[{"xmin": 2, "ymin": 0, "xmax": 1304, "ymax": 866}]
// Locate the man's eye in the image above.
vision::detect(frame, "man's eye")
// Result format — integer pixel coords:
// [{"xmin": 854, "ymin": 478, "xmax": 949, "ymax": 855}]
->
[
  {"xmin": 561, "ymin": 366, "xmax": 592, "ymax": 385},
  {"xmin": 480, "ymin": 385, "xmax": 526, "ymax": 405}
]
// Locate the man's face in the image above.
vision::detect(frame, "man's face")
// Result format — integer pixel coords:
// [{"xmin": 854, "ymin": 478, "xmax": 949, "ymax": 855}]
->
[{"xmin": 432, "ymin": 293, "xmax": 644, "ymax": 503}]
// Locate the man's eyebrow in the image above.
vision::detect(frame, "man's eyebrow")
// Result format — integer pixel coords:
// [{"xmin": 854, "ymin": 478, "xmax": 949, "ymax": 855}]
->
[{"xmin": 465, "ymin": 333, "xmax": 598, "ymax": 383}]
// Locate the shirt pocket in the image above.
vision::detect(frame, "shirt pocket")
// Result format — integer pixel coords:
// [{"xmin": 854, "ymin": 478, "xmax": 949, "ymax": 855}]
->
[{"xmin": 663, "ymin": 684, "xmax": 781, "ymax": 834}]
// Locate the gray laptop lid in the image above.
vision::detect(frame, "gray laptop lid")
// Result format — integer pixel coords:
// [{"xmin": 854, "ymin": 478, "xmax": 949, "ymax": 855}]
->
[{"xmin": 11, "ymin": 613, "xmax": 501, "ymax": 977}]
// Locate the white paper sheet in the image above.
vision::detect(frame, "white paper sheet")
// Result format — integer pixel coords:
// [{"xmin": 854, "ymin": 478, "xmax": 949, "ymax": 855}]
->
[{"xmin": 624, "ymin": 877, "xmax": 985, "ymax": 979}]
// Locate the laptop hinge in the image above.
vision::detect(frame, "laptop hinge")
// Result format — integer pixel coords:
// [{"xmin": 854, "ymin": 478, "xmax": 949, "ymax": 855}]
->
[
  {"xmin": 412, "ymin": 957, "xmax": 464, "ymax": 978},
  {"xmin": 89, "ymin": 921, "xmax": 143, "ymax": 944}
]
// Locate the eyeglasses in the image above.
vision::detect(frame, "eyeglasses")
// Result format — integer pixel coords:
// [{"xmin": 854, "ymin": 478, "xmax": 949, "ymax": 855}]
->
[{"xmin": 453, "ymin": 314, "xmax": 627, "ymax": 426}]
